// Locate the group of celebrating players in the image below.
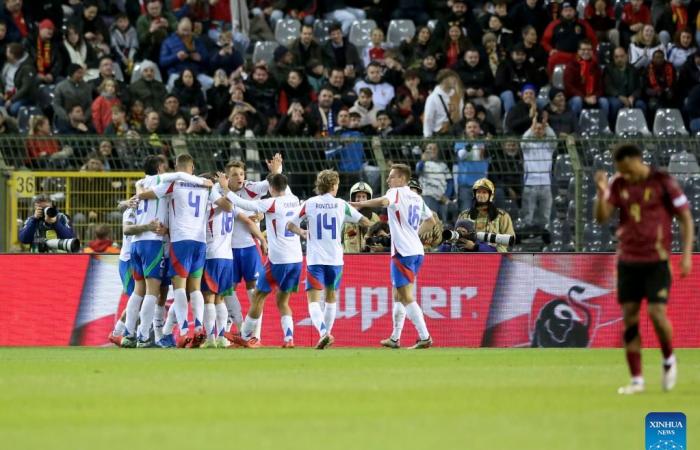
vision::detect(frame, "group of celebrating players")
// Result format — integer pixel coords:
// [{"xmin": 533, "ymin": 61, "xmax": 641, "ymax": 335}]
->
[{"xmin": 109, "ymin": 153, "xmax": 436, "ymax": 350}]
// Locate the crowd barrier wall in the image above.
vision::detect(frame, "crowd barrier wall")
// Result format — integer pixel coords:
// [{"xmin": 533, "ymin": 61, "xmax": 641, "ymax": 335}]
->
[{"xmin": 1, "ymin": 253, "xmax": 698, "ymax": 348}]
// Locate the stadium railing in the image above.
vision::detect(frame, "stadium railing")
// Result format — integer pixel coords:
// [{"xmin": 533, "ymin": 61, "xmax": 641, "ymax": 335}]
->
[{"xmin": 3, "ymin": 135, "xmax": 700, "ymax": 252}]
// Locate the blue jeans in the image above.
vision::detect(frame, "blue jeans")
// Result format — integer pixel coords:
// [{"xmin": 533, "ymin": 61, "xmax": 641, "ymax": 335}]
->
[
  {"xmin": 500, "ymin": 90, "xmax": 516, "ymax": 114},
  {"xmin": 458, "ymin": 186, "xmax": 473, "ymax": 214},
  {"xmin": 690, "ymin": 118, "xmax": 700, "ymax": 134},
  {"xmin": 1, "ymin": 98, "xmax": 30, "ymax": 116},
  {"xmin": 568, "ymin": 96, "xmax": 610, "ymax": 119},
  {"xmin": 607, "ymin": 97, "xmax": 647, "ymax": 130},
  {"xmin": 522, "ymin": 185, "xmax": 552, "ymax": 227}
]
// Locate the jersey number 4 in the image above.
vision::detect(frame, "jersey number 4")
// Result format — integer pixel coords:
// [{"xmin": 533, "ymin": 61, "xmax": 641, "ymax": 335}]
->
[
  {"xmin": 188, "ymin": 192, "xmax": 202, "ymax": 217},
  {"xmin": 316, "ymin": 213, "xmax": 337, "ymax": 240}
]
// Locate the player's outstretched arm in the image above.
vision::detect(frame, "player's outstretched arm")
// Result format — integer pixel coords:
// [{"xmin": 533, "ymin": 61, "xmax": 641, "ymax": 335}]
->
[
  {"xmin": 160, "ymin": 172, "xmax": 213, "ymax": 187},
  {"xmin": 593, "ymin": 170, "xmax": 613, "ymax": 224},
  {"xmin": 678, "ymin": 209, "xmax": 694, "ymax": 277},
  {"xmin": 238, "ymin": 212, "xmax": 268, "ymax": 255},
  {"xmin": 286, "ymin": 221, "xmax": 308, "ymax": 239},
  {"xmin": 358, "ymin": 216, "xmax": 372, "ymax": 228},
  {"xmin": 350, "ymin": 197, "xmax": 389, "ymax": 210},
  {"xmin": 124, "ymin": 219, "xmax": 160, "ymax": 236},
  {"xmin": 225, "ymin": 191, "xmax": 265, "ymax": 212}
]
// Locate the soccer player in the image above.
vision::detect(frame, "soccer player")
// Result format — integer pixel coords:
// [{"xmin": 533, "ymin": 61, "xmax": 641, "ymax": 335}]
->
[
  {"xmin": 138, "ymin": 154, "xmax": 215, "ymax": 348},
  {"xmin": 351, "ymin": 164, "xmax": 437, "ymax": 349},
  {"xmin": 594, "ymin": 143, "xmax": 693, "ymax": 394},
  {"xmin": 223, "ymin": 157, "xmax": 281, "ymax": 342},
  {"xmin": 224, "ymin": 173, "xmax": 302, "ymax": 348},
  {"xmin": 200, "ymin": 173, "xmax": 263, "ymax": 348},
  {"xmin": 108, "ymin": 200, "xmax": 138, "ymax": 346},
  {"xmin": 287, "ymin": 170, "xmax": 371, "ymax": 349}
]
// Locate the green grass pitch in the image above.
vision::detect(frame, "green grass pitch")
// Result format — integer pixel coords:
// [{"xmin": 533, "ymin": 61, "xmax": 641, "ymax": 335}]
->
[{"xmin": 0, "ymin": 348, "xmax": 697, "ymax": 450}]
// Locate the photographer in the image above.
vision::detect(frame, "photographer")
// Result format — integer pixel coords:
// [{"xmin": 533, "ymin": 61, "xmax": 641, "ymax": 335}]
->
[
  {"xmin": 362, "ymin": 221, "xmax": 391, "ymax": 253},
  {"xmin": 19, "ymin": 194, "xmax": 74, "ymax": 252},
  {"xmin": 438, "ymin": 219, "xmax": 496, "ymax": 252},
  {"xmin": 457, "ymin": 178, "xmax": 515, "ymax": 252}
]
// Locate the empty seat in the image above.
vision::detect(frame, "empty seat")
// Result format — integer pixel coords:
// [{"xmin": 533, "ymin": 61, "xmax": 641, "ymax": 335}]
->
[
  {"xmin": 313, "ymin": 19, "xmax": 334, "ymax": 42},
  {"xmin": 552, "ymin": 64, "xmax": 566, "ymax": 90},
  {"xmin": 386, "ymin": 19, "xmax": 416, "ymax": 46},
  {"xmin": 653, "ymin": 108, "xmax": 689, "ymax": 136},
  {"xmin": 348, "ymin": 19, "xmax": 377, "ymax": 48},
  {"xmin": 427, "ymin": 19, "xmax": 438, "ymax": 32},
  {"xmin": 537, "ymin": 85, "xmax": 550, "ymax": 106},
  {"xmin": 578, "ymin": 109, "xmax": 611, "ymax": 136},
  {"xmin": 274, "ymin": 19, "xmax": 301, "ymax": 47},
  {"xmin": 17, "ymin": 106, "xmax": 43, "ymax": 133},
  {"xmin": 614, "ymin": 108, "xmax": 651, "ymax": 136},
  {"xmin": 668, "ymin": 150, "xmax": 700, "ymax": 175},
  {"xmin": 252, "ymin": 41, "xmax": 280, "ymax": 65}
]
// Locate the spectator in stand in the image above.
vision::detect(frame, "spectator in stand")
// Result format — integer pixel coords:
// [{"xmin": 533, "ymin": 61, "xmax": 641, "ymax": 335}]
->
[
  {"xmin": 509, "ymin": 0, "xmax": 549, "ymax": 36},
  {"xmin": 564, "ymin": 39, "xmax": 609, "ymax": 119},
  {"xmin": 452, "ymin": 100, "xmax": 496, "ymax": 136},
  {"xmin": 322, "ymin": 1, "xmax": 366, "ymax": 36},
  {"xmin": 418, "ymin": 54, "xmax": 439, "ymax": 91},
  {"xmin": 321, "ymin": 22, "xmax": 362, "ymax": 80},
  {"xmin": 104, "ymin": 104, "xmax": 133, "ymax": 136},
  {"xmin": 327, "ymin": 109, "xmax": 368, "ymax": 192},
  {"xmin": 688, "ymin": 84, "xmax": 700, "ymax": 133},
  {"xmin": 158, "ymin": 94, "xmax": 180, "ymax": 134},
  {"xmin": 244, "ymin": 64, "xmax": 278, "ymax": 121},
  {"xmin": 362, "ymin": 28, "xmax": 389, "ymax": 68},
  {"xmin": 128, "ymin": 99, "xmax": 145, "ymax": 129},
  {"xmin": 424, "ymin": 69, "xmax": 463, "ymax": 138},
  {"xmin": 453, "ymin": 119, "xmax": 489, "ymax": 211},
  {"xmin": 354, "ymin": 61, "xmax": 395, "ymax": 110},
  {"xmin": 274, "ymin": 100, "xmax": 318, "ymax": 136},
  {"xmin": 83, "ymin": 223, "xmax": 120, "ymax": 254},
  {"xmin": 271, "ymin": 45, "xmax": 294, "ymax": 85},
  {"xmin": 620, "ymin": 0, "xmax": 651, "ymax": 48},
  {"xmin": 643, "ymin": 49, "xmax": 678, "ymax": 118},
  {"xmin": 541, "ymin": 1, "xmax": 597, "ymax": 74},
  {"xmin": 387, "ymin": 93, "xmax": 421, "ymax": 135},
  {"xmin": 306, "ymin": 59, "xmax": 325, "ymax": 93},
  {"xmin": 209, "ymin": 30, "xmax": 243, "ymax": 74},
  {"xmin": 96, "ymin": 139, "xmax": 126, "ymax": 171},
  {"xmin": 26, "ymin": 115, "xmax": 60, "ymax": 168},
  {"xmin": 91, "ymin": 79, "xmax": 120, "ymax": 134},
  {"xmin": 90, "ymin": 57, "xmax": 129, "ymax": 103},
  {"xmin": 604, "ymin": 46, "xmax": 646, "ymax": 125},
  {"xmin": 677, "ymin": 49, "xmax": 700, "ymax": 96},
  {"xmin": 395, "ymin": 69, "xmax": 426, "ymax": 113},
  {"xmin": 505, "ymin": 84, "xmax": 540, "ymax": 135},
  {"xmin": 667, "ymin": 28, "xmax": 696, "ymax": 70},
  {"xmin": 308, "ymin": 87, "xmax": 340, "ymax": 136},
  {"xmin": 53, "ymin": 64, "xmax": 93, "ymax": 124},
  {"xmin": 278, "ymin": 68, "xmax": 314, "ymax": 115},
  {"xmin": 139, "ymin": 110, "xmax": 168, "ymax": 156},
  {"xmin": 416, "ymin": 142, "xmax": 454, "ymax": 221},
  {"xmin": 0, "ymin": 106, "xmax": 17, "ymax": 136},
  {"xmin": 325, "ymin": 66, "xmax": 357, "ymax": 107},
  {"xmin": 284, "ymin": 0, "xmax": 317, "ymax": 26},
  {"xmin": 433, "ymin": 0, "xmax": 483, "ymax": 46},
  {"xmin": 483, "ymin": 14, "xmax": 514, "ymax": 57},
  {"xmin": 630, "ymin": 24, "xmax": 665, "ymax": 69},
  {"xmin": 110, "ymin": 13, "xmax": 138, "ymax": 76},
  {"xmin": 57, "ymin": 104, "xmax": 95, "ymax": 136},
  {"xmin": 0, "ymin": 0, "xmax": 31, "ymax": 43},
  {"xmin": 654, "ymin": 0, "xmax": 687, "ymax": 47},
  {"xmin": 496, "ymin": 42, "xmax": 545, "ymax": 114},
  {"xmin": 220, "ymin": 108, "xmax": 261, "ymax": 177},
  {"xmin": 372, "ymin": 110, "xmax": 395, "ymax": 137},
  {"xmin": 172, "ymin": 68, "xmax": 207, "ymax": 113},
  {"xmin": 0, "ymin": 42, "xmax": 36, "ymax": 116},
  {"xmin": 289, "ymin": 24, "xmax": 322, "ymax": 69},
  {"xmin": 136, "ymin": 0, "xmax": 177, "ymax": 65},
  {"xmin": 399, "ymin": 26, "xmax": 435, "ymax": 70},
  {"xmin": 520, "ymin": 114, "xmax": 556, "ymax": 232},
  {"xmin": 545, "ymin": 88, "xmax": 577, "ymax": 136},
  {"xmin": 159, "ymin": 17, "xmax": 211, "ymax": 89},
  {"xmin": 349, "ymin": 87, "xmax": 379, "ymax": 128},
  {"xmin": 26, "ymin": 19, "xmax": 63, "ymax": 85},
  {"xmin": 61, "ymin": 24, "xmax": 99, "ymax": 73},
  {"xmin": 127, "ymin": 60, "xmax": 167, "ymax": 111},
  {"xmin": 171, "ymin": 0, "xmax": 211, "ymax": 22},
  {"xmin": 521, "ymin": 25, "xmax": 549, "ymax": 74},
  {"xmin": 490, "ymin": 139, "xmax": 523, "ymax": 207},
  {"xmin": 482, "ymin": 32, "xmax": 504, "ymax": 78},
  {"xmin": 456, "ymin": 48, "xmax": 502, "ymax": 130},
  {"xmin": 69, "ymin": 0, "xmax": 109, "ymax": 46},
  {"xmin": 442, "ymin": 24, "xmax": 471, "ymax": 69},
  {"xmin": 585, "ymin": 0, "xmax": 619, "ymax": 47},
  {"xmin": 392, "ymin": 0, "xmax": 430, "ymax": 26}
]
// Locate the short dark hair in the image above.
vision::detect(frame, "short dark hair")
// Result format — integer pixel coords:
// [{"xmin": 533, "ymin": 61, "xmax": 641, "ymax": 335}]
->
[
  {"xmin": 268, "ymin": 173, "xmax": 288, "ymax": 192},
  {"xmin": 613, "ymin": 143, "xmax": 643, "ymax": 162},
  {"xmin": 7, "ymin": 42, "xmax": 23, "ymax": 59},
  {"xmin": 301, "ymin": 23, "xmax": 313, "ymax": 33},
  {"xmin": 578, "ymin": 39, "xmax": 593, "ymax": 49},
  {"xmin": 376, "ymin": 110, "xmax": 390, "ymax": 119},
  {"xmin": 143, "ymin": 155, "xmax": 162, "ymax": 175},
  {"xmin": 329, "ymin": 22, "xmax": 342, "ymax": 33}
]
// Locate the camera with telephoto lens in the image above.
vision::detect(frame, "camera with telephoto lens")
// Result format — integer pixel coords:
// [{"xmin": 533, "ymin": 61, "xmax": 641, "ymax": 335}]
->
[
  {"xmin": 43, "ymin": 206, "xmax": 58, "ymax": 218},
  {"xmin": 366, "ymin": 235, "xmax": 391, "ymax": 248},
  {"xmin": 442, "ymin": 229, "xmax": 472, "ymax": 243},
  {"xmin": 475, "ymin": 232, "xmax": 514, "ymax": 246},
  {"xmin": 34, "ymin": 238, "xmax": 81, "ymax": 253}
]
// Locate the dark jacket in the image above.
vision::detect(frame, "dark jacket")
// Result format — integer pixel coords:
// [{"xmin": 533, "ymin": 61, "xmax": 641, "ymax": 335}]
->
[
  {"xmin": 171, "ymin": 79, "xmax": 207, "ymax": 112},
  {"xmin": 321, "ymin": 39, "xmax": 362, "ymax": 73},
  {"xmin": 127, "ymin": 78, "xmax": 167, "ymax": 111},
  {"xmin": 505, "ymin": 101, "xmax": 538, "ymax": 135},
  {"xmin": 244, "ymin": 79, "xmax": 278, "ymax": 119},
  {"xmin": 274, "ymin": 112, "xmax": 319, "ymax": 137},
  {"xmin": 209, "ymin": 46, "xmax": 244, "ymax": 74},
  {"xmin": 508, "ymin": 1, "xmax": 549, "ymax": 35},
  {"xmin": 603, "ymin": 64, "xmax": 642, "ymax": 98},
  {"xmin": 0, "ymin": 56, "xmax": 37, "ymax": 103},
  {"xmin": 24, "ymin": 33, "xmax": 65, "ymax": 81},
  {"xmin": 546, "ymin": 104, "xmax": 577, "ymax": 135},
  {"xmin": 19, "ymin": 213, "xmax": 73, "ymax": 249},
  {"xmin": 289, "ymin": 38, "xmax": 323, "ymax": 69},
  {"xmin": 433, "ymin": 10, "xmax": 483, "ymax": 45},
  {"xmin": 541, "ymin": 18, "xmax": 597, "ymax": 54},
  {"xmin": 455, "ymin": 61, "xmax": 495, "ymax": 96},
  {"xmin": 495, "ymin": 58, "xmax": 545, "ymax": 94},
  {"xmin": 677, "ymin": 57, "xmax": 700, "ymax": 95}
]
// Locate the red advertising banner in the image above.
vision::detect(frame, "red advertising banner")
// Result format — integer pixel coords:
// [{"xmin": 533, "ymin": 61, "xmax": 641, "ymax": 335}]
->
[{"xmin": 1, "ymin": 253, "xmax": 699, "ymax": 347}]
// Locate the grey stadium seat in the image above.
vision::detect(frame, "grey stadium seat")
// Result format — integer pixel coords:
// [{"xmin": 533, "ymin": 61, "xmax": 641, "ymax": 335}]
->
[
  {"xmin": 615, "ymin": 108, "xmax": 651, "ymax": 136},
  {"xmin": 252, "ymin": 41, "xmax": 280, "ymax": 65},
  {"xmin": 387, "ymin": 19, "xmax": 416, "ymax": 46},
  {"xmin": 348, "ymin": 19, "xmax": 377, "ymax": 48},
  {"xmin": 274, "ymin": 19, "xmax": 301, "ymax": 47}
]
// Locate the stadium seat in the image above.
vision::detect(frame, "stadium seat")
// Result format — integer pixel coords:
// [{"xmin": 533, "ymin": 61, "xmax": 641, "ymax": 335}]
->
[
  {"xmin": 427, "ymin": 19, "xmax": 438, "ymax": 32},
  {"xmin": 387, "ymin": 19, "xmax": 416, "ymax": 46},
  {"xmin": 37, "ymin": 84, "xmax": 56, "ymax": 115},
  {"xmin": 614, "ymin": 108, "xmax": 651, "ymax": 136},
  {"xmin": 313, "ymin": 19, "xmax": 334, "ymax": 42},
  {"xmin": 274, "ymin": 19, "xmax": 301, "ymax": 47},
  {"xmin": 536, "ymin": 85, "xmax": 550, "ymax": 106},
  {"xmin": 597, "ymin": 42, "xmax": 613, "ymax": 68},
  {"xmin": 668, "ymin": 150, "xmax": 700, "ymax": 175},
  {"xmin": 552, "ymin": 65, "xmax": 565, "ymax": 90},
  {"xmin": 653, "ymin": 108, "xmax": 689, "ymax": 136},
  {"xmin": 349, "ymin": 19, "xmax": 377, "ymax": 49},
  {"xmin": 130, "ymin": 60, "xmax": 163, "ymax": 84},
  {"xmin": 553, "ymin": 154, "xmax": 574, "ymax": 191},
  {"xmin": 578, "ymin": 109, "xmax": 611, "ymax": 136},
  {"xmin": 252, "ymin": 41, "xmax": 280, "ymax": 65},
  {"xmin": 17, "ymin": 106, "xmax": 43, "ymax": 134}
]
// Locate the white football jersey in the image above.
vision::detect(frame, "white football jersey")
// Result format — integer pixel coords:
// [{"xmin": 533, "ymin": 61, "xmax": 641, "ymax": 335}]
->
[
  {"xmin": 227, "ymin": 192, "xmax": 302, "ymax": 264},
  {"xmin": 154, "ymin": 178, "xmax": 209, "ymax": 243},
  {"xmin": 383, "ymin": 186, "xmax": 433, "ymax": 257},
  {"xmin": 206, "ymin": 186, "xmax": 236, "ymax": 260},
  {"xmin": 119, "ymin": 208, "xmax": 136, "ymax": 262},
  {"xmin": 131, "ymin": 175, "xmax": 168, "ymax": 243},
  {"xmin": 296, "ymin": 193, "xmax": 363, "ymax": 266},
  {"xmin": 231, "ymin": 180, "xmax": 270, "ymax": 249}
]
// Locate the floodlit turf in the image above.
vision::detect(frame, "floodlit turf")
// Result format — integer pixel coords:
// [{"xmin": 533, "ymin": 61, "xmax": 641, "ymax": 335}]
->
[{"xmin": 0, "ymin": 348, "xmax": 698, "ymax": 450}]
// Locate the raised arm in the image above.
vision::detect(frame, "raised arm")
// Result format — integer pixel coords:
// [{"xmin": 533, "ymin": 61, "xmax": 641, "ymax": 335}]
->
[
  {"xmin": 594, "ymin": 170, "xmax": 614, "ymax": 224},
  {"xmin": 350, "ymin": 197, "xmax": 389, "ymax": 210}
]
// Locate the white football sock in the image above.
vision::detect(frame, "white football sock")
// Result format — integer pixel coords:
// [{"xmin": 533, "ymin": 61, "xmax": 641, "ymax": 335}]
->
[
  {"xmin": 190, "ymin": 290, "xmax": 205, "ymax": 332},
  {"xmin": 323, "ymin": 302, "xmax": 337, "ymax": 335},
  {"xmin": 215, "ymin": 303, "xmax": 228, "ymax": 337},
  {"xmin": 163, "ymin": 305, "xmax": 177, "ymax": 336},
  {"xmin": 172, "ymin": 288, "xmax": 189, "ymax": 335},
  {"xmin": 248, "ymin": 288, "xmax": 262, "ymax": 339},
  {"xmin": 112, "ymin": 319, "xmax": 126, "ymax": 336},
  {"xmin": 123, "ymin": 293, "xmax": 144, "ymax": 338},
  {"xmin": 137, "ymin": 294, "xmax": 157, "ymax": 340},
  {"xmin": 280, "ymin": 315, "xmax": 294, "ymax": 342},
  {"xmin": 224, "ymin": 293, "xmax": 242, "ymax": 332},
  {"xmin": 405, "ymin": 301, "xmax": 429, "ymax": 341},
  {"xmin": 390, "ymin": 301, "xmax": 407, "ymax": 341},
  {"xmin": 241, "ymin": 315, "xmax": 259, "ymax": 340},
  {"xmin": 153, "ymin": 304, "xmax": 165, "ymax": 342},
  {"xmin": 308, "ymin": 301, "xmax": 326, "ymax": 336},
  {"xmin": 204, "ymin": 303, "xmax": 216, "ymax": 337}
]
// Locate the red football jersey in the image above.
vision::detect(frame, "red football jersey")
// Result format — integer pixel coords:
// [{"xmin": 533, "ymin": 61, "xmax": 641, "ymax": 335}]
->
[{"xmin": 606, "ymin": 168, "xmax": 689, "ymax": 262}]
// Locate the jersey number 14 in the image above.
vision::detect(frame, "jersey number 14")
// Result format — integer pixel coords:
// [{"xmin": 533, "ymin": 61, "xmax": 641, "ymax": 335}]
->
[{"xmin": 316, "ymin": 213, "xmax": 337, "ymax": 240}]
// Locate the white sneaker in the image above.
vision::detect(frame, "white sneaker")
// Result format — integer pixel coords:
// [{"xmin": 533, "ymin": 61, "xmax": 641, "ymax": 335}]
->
[
  {"xmin": 662, "ymin": 359, "xmax": 677, "ymax": 392},
  {"xmin": 618, "ymin": 381, "xmax": 645, "ymax": 395},
  {"xmin": 215, "ymin": 336, "xmax": 230, "ymax": 348}
]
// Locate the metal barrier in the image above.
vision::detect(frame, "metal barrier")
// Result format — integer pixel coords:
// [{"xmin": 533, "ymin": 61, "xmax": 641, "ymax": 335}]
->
[{"xmin": 3, "ymin": 135, "xmax": 700, "ymax": 252}]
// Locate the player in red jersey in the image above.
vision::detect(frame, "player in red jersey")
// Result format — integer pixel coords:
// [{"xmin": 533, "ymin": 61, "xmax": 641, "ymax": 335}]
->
[{"xmin": 594, "ymin": 143, "xmax": 693, "ymax": 394}]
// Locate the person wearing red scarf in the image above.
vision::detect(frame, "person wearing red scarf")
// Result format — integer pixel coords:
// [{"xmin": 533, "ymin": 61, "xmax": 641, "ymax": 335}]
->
[
  {"xmin": 31, "ymin": 19, "xmax": 59, "ymax": 84},
  {"xmin": 563, "ymin": 39, "xmax": 609, "ymax": 119},
  {"xmin": 644, "ymin": 49, "xmax": 678, "ymax": 119}
]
